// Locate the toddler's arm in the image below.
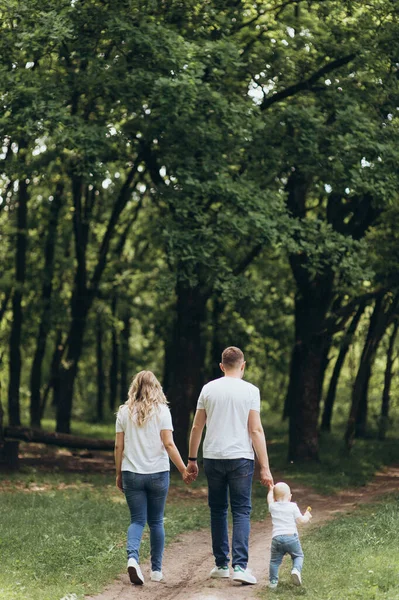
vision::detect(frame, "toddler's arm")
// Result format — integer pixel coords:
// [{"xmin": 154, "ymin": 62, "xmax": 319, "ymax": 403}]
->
[
  {"xmin": 267, "ymin": 484, "xmax": 274, "ymax": 506},
  {"xmin": 296, "ymin": 507, "xmax": 312, "ymax": 525}
]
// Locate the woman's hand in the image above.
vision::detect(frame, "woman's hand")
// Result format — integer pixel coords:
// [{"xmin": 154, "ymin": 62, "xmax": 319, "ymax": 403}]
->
[
  {"xmin": 182, "ymin": 468, "xmax": 194, "ymax": 485},
  {"xmin": 116, "ymin": 473, "xmax": 123, "ymax": 493}
]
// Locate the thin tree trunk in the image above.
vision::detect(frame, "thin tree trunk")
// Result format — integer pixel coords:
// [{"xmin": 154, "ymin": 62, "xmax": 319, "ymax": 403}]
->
[
  {"xmin": 345, "ymin": 293, "xmax": 399, "ymax": 449},
  {"xmin": 42, "ymin": 330, "xmax": 64, "ymax": 415},
  {"xmin": 30, "ymin": 183, "xmax": 63, "ymax": 427},
  {"xmin": 96, "ymin": 313, "xmax": 105, "ymax": 422},
  {"xmin": 321, "ymin": 302, "xmax": 365, "ymax": 431},
  {"xmin": 355, "ymin": 363, "xmax": 371, "ymax": 438},
  {"xmin": 109, "ymin": 296, "xmax": 119, "ymax": 412},
  {"xmin": 8, "ymin": 179, "xmax": 29, "ymax": 427},
  {"xmin": 119, "ymin": 310, "xmax": 130, "ymax": 406},
  {"xmin": 378, "ymin": 320, "xmax": 398, "ymax": 440}
]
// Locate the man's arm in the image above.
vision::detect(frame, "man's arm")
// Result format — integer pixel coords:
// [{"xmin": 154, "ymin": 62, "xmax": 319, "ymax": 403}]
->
[
  {"xmin": 187, "ymin": 409, "xmax": 207, "ymax": 479},
  {"xmin": 114, "ymin": 432, "xmax": 125, "ymax": 492},
  {"xmin": 248, "ymin": 410, "xmax": 273, "ymax": 486}
]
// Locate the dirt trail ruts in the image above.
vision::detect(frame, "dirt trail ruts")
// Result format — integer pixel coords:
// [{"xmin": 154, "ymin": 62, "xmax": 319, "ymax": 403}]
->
[{"xmin": 87, "ymin": 466, "xmax": 399, "ymax": 600}]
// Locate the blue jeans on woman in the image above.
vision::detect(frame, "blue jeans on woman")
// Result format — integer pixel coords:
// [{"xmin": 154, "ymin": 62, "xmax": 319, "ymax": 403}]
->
[
  {"xmin": 269, "ymin": 534, "xmax": 304, "ymax": 582},
  {"xmin": 203, "ymin": 458, "xmax": 254, "ymax": 569},
  {"xmin": 122, "ymin": 470, "xmax": 169, "ymax": 572}
]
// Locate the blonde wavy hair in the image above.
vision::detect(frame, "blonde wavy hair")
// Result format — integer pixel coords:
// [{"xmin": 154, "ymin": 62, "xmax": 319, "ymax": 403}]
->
[{"xmin": 125, "ymin": 370, "xmax": 168, "ymax": 426}]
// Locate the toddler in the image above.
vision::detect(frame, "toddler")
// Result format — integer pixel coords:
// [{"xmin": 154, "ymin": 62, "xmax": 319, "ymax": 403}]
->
[{"xmin": 267, "ymin": 482, "xmax": 312, "ymax": 589}]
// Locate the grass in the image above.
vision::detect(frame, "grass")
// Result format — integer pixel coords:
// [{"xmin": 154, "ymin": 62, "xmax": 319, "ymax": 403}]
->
[
  {"xmin": 260, "ymin": 495, "xmax": 399, "ymax": 600},
  {"xmin": 3, "ymin": 417, "xmax": 397, "ymax": 599},
  {"xmin": 0, "ymin": 471, "xmax": 209, "ymax": 600}
]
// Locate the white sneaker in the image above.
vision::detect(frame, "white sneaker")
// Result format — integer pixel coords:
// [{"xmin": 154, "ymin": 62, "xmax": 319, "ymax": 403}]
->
[
  {"xmin": 210, "ymin": 566, "xmax": 230, "ymax": 579},
  {"xmin": 233, "ymin": 566, "xmax": 257, "ymax": 585},
  {"xmin": 150, "ymin": 570, "xmax": 163, "ymax": 582},
  {"xmin": 268, "ymin": 580, "xmax": 278, "ymax": 590},
  {"xmin": 127, "ymin": 558, "xmax": 144, "ymax": 585},
  {"xmin": 291, "ymin": 568, "xmax": 302, "ymax": 586}
]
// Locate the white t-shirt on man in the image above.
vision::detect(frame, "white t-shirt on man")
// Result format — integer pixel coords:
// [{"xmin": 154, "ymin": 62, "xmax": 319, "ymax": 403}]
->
[
  {"xmin": 269, "ymin": 501, "xmax": 302, "ymax": 537},
  {"xmin": 115, "ymin": 403, "xmax": 173, "ymax": 474},
  {"xmin": 196, "ymin": 376, "xmax": 261, "ymax": 460}
]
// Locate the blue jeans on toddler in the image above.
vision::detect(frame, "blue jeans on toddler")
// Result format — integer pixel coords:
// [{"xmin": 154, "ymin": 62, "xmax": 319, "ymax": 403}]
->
[
  {"xmin": 204, "ymin": 458, "xmax": 254, "ymax": 569},
  {"xmin": 122, "ymin": 470, "xmax": 169, "ymax": 572},
  {"xmin": 269, "ymin": 534, "xmax": 304, "ymax": 582}
]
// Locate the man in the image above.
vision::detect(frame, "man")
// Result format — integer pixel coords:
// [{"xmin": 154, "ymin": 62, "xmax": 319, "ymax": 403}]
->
[{"xmin": 187, "ymin": 346, "xmax": 273, "ymax": 585}]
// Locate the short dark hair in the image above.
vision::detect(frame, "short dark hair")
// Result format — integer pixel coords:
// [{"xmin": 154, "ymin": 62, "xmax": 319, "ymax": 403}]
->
[{"xmin": 221, "ymin": 346, "xmax": 244, "ymax": 368}]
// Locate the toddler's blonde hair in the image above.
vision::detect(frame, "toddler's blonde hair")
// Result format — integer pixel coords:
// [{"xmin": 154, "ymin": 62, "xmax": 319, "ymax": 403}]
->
[{"xmin": 273, "ymin": 482, "xmax": 291, "ymax": 501}]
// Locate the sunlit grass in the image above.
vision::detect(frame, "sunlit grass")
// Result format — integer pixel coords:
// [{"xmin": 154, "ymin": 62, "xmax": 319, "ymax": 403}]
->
[{"xmin": 0, "ymin": 471, "xmax": 209, "ymax": 600}]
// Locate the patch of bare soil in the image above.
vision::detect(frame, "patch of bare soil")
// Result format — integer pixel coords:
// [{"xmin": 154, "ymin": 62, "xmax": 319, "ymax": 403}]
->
[{"xmin": 86, "ymin": 466, "xmax": 399, "ymax": 600}]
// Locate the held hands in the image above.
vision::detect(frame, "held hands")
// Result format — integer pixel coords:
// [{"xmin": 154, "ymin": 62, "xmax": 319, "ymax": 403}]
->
[
  {"xmin": 260, "ymin": 466, "xmax": 274, "ymax": 487},
  {"xmin": 182, "ymin": 468, "xmax": 196, "ymax": 484}
]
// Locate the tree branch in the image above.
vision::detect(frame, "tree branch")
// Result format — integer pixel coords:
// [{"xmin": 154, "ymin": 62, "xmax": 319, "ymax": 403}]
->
[{"xmin": 261, "ymin": 53, "xmax": 356, "ymax": 111}]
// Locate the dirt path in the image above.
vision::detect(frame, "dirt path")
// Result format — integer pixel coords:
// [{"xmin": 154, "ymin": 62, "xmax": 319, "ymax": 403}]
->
[{"xmin": 87, "ymin": 466, "xmax": 399, "ymax": 600}]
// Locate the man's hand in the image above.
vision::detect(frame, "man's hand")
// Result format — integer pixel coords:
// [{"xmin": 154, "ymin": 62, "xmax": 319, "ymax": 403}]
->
[
  {"xmin": 259, "ymin": 467, "xmax": 273, "ymax": 487},
  {"xmin": 187, "ymin": 460, "xmax": 199, "ymax": 481},
  {"xmin": 116, "ymin": 473, "xmax": 123, "ymax": 493}
]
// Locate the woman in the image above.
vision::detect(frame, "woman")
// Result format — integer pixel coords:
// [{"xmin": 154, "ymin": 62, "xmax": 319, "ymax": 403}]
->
[{"xmin": 115, "ymin": 370, "xmax": 190, "ymax": 585}]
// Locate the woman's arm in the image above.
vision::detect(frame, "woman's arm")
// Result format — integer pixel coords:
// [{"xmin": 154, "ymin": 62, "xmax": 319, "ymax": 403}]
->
[
  {"xmin": 114, "ymin": 432, "xmax": 125, "ymax": 492},
  {"xmin": 160, "ymin": 429, "xmax": 189, "ymax": 479}
]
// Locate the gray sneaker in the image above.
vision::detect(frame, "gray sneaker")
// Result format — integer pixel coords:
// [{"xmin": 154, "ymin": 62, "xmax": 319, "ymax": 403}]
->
[
  {"xmin": 210, "ymin": 566, "xmax": 230, "ymax": 578},
  {"xmin": 233, "ymin": 566, "xmax": 257, "ymax": 585},
  {"xmin": 268, "ymin": 579, "xmax": 278, "ymax": 590}
]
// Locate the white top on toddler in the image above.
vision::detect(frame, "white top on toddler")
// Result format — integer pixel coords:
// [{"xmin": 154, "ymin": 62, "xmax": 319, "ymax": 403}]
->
[
  {"xmin": 269, "ymin": 501, "xmax": 302, "ymax": 538},
  {"xmin": 197, "ymin": 376, "xmax": 261, "ymax": 460},
  {"xmin": 116, "ymin": 404, "xmax": 173, "ymax": 474}
]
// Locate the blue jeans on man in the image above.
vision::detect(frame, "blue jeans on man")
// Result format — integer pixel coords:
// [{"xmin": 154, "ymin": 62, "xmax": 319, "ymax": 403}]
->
[
  {"xmin": 269, "ymin": 534, "xmax": 304, "ymax": 582},
  {"xmin": 122, "ymin": 470, "xmax": 169, "ymax": 572},
  {"xmin": 203, "ymin": 458, "xmax": 254, "ymax": 569}
]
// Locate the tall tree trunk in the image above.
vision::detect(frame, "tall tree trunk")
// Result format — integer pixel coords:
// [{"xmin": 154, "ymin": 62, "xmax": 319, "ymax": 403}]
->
[
  {"xmin": 96, "ymin": 313, "xmax": 105, "ymax": 422},
  {"xmin": 321, "ymin": 302, "xmax": 365, "ymax": 431},
  {"xmin": 119, "ymin": 310, "xmax": 130, "ymax": 406},
  {"xmin": 56, "ymin": 304, "xmax": 88, "ymax": 433},
  {"xmin": 30, "ymin": 183, "xmax": 63, "ymax": 428},
  {"xmin": 355, "ymin": 363, "xmax": 370, "ymax": 438},
  {"xmin": 109, "ymin": 296, "xmax": 119, "ymax": 412},
  {"xmin": 378, "ymin": 320, "xmax": 398, "ymax": 440},
  {"xmin": 287, "ymin": 282, "xmax": 333, "ymax": 461},
  {"xmin": 164, "ymin": 281, "xmax": 208, "ymax": 457},
  {"xmin": 8, "ymin": 179, "xmax": 29, "ymax": 427},
  {"xmin": 345, "ymin": 293, "xmax": 399, "ymax": 449},
  {"xmin": 43, "ymin": 330, "xmax": 64, "ymax": 414}
]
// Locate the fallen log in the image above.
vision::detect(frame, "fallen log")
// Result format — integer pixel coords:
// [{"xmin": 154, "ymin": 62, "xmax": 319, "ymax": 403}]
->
[{"xmin": 4, "ymin": 426, "xmax": 114, "ymax": 451}]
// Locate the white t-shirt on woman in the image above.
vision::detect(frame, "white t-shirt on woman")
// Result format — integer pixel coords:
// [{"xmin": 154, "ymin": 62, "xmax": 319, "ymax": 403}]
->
[{"xmin": 115, "ymin": 403, "xmax": 173, "ymax": 474}]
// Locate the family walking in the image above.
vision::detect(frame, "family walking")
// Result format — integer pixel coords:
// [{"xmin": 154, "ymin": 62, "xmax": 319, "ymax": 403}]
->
[{"xmin": 114, "ymin": 346, "xmax": 312, "ymax": 590}]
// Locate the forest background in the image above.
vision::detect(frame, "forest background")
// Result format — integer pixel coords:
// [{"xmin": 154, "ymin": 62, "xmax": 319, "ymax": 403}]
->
[{"xmin": 1, "ymin": 0, "xmax": 399, "ymax": 467}]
